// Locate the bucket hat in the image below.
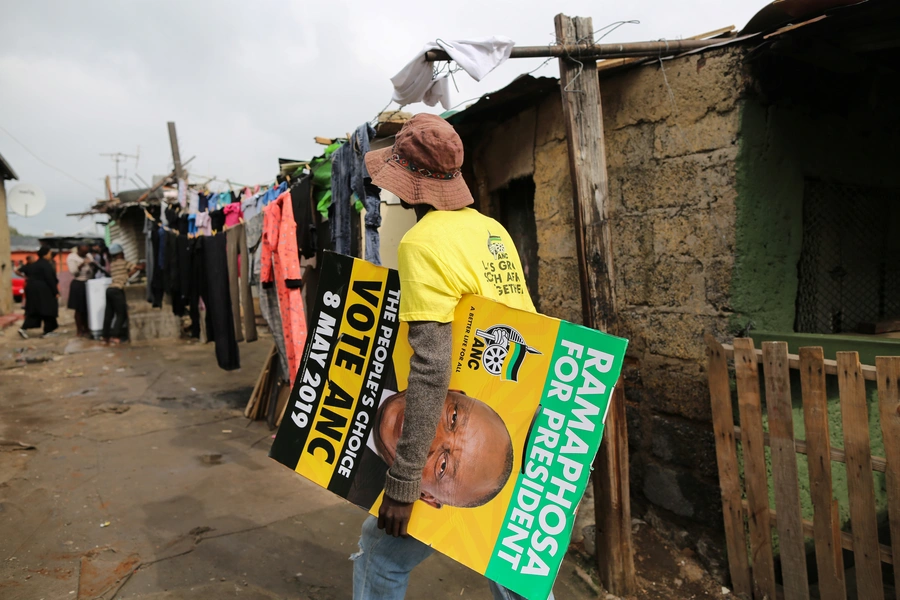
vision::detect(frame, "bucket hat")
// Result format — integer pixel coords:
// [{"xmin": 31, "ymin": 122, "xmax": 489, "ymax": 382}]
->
[{"xmin": 365, "ymin": 113, "xmax": 473, "ymax": 211}]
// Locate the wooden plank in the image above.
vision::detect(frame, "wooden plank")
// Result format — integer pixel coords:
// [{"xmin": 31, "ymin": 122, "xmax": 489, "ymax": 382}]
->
[
  {"xmin": 877, "ymin": 356, "xmax": 900, "ymax": 598},
  {"xmin": 555, "ymin": 13, "xmax": 634, "ymax": 596},
  {"xmin": 733, "ymin": 426, "xmax": 888, "ymax": 472},
  {"xmin": 837, "ymin": 351, "xmax": 885, "ymax": 600},
  {"xmin": 722, "ymin": 344, "xmax": 878, "ymax": 381},
  {"xmin": 761, "ymin": 341, "xmax": 810, "ymax": 600},
  {"xmin": 594, "ymin": 379, "xmax": 636, "ymax": 595},
  {"xmin": 596, "ymin": 25, "xmax": 736, "ymax": 72},
  {"xmin": 741, "ymin": 499, "xmax": 894, "ymax": 564},
  {"xmin": 706, "ymin": 335, "xmax": 753, "ymax": 597},
  {"xmin": 799, "ymin": 347, "xmax": 846, "ymax": 600},
  {"xmin": 275, "ymin": 383, "xmax": 293, "ymax": 427},
  {"xmin": 732, "ymin": 337, "xmax": 777, "ymax": 600},
  {"xmin": 859, "ymin": 319, "xmax": 900, "ymax": 334},
  {"xmin": 244, "ymin": 345, "xmax": 276, "ymax": 418},
  {"xmin": 167, "ymin": 122, "xmax": 184, "ymax": 180}
]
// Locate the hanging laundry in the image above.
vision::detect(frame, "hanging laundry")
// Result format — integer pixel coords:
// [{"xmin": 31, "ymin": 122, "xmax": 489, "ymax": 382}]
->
[
  {"xmin": 330, "ymin": 144, "xmax": 354, "ymax": 256},
  {"xmin": 391, "ymin": 36, "xmax": 515, "ymax": 108},
  {"xmin": 225, "ymin": 220, "xmax": 257, "ymax": 343},
  {"xmin": 310, "ymin": 141, "xmax": 344, "ymax": 218},
  {"xmin": 195, "ymin": 211, "xmax": 212, "ymax": 237},
  {"xmin": 248, "ymin": 210, "xmax": 290, "ymax": 383},
  {"xmin": 350, "ymin": 123, "xmax": 382, "ymax": 265},
  {"xmin": 143, "ymin": 210, "xmax": 157, "ymax": 304},
  {"xmin": 223, "ymin": 202, "xmax": 242, "ymax": 228},
  {"xmin": 260, "ymin": 191, "xmax": 307, "ymax": 386},
  {"xmin": 331, "ymin": 124, "xmax": 383, "ymax": 263},
  {"xmin": 204, "ymin": 233, "xmax": 240, "ymax": 370},
  {"xmin": 290, "ymin": 175, "xmax": 316, "ymax": 259},
  {"xmin": 177, "ymin": 178, "xmax": 187, "ymax": 208},
  {"xmin": 188, "ymin": 189, "xmax": 199, "ymax": 214}
]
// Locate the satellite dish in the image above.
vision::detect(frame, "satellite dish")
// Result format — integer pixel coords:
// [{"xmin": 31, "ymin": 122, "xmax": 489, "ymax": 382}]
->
[{"xmin": 7, "ymin": 183, "xmax": 47, "ymax": 217}]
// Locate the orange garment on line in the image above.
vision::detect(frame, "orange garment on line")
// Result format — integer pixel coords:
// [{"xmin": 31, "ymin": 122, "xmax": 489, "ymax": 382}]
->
[{"xmin": 260, "ymin": 191, "xmax": 307, "ymax": 386}]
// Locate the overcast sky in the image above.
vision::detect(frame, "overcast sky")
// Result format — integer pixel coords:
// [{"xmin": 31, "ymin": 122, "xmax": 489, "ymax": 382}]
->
[{"xmin": 1, "ymin": 0, "xmax": 763, "ymax": 237}]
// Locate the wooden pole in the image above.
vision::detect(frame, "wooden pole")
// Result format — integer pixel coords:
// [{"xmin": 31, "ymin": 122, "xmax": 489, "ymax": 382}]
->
[
  {"xmin": 0, "ymin": 181, "xmax": 12, "ymax": 316},
  {"xmin": 167, "ymin": 122, "xmax": 184, "ymax": 181},
  {"xmin": 424, "ymin": 37, "xmax": 721, "ymax": 62},
  {"xmin": 134, "ymin": 170, "xmax": 175, "ymax": 205},
  {"xmin": 554, "ymin": 13, "xmax": 635, "ymax": 596}
]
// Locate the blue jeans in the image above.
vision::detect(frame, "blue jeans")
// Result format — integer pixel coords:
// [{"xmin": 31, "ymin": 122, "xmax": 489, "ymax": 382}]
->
[{"xmin": 352, "ymin": 516, "xmax": 554, "ymax": 600}]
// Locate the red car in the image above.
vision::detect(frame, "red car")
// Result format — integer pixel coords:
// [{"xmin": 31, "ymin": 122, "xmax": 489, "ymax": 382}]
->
[{"xmin": 12, "ymin": 275, "xmax": 24, "ymax": 303}]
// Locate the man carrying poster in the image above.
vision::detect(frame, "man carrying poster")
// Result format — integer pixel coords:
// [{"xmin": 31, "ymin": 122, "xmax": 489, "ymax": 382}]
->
[{"xmin": 353, "ymin": 113, "xmax": 546, "ymax": 600}]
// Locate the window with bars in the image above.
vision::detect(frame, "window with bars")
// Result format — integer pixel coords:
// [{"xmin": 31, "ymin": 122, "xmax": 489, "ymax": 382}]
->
[{"xmin": 795, "ymin": 179, "xmax": 900, "ymax": 334}]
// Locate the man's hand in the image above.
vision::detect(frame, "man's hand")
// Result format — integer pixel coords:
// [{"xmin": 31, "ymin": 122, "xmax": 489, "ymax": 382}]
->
[{"xmin": 377, "ymin": 495, "xmax": 414, "ymax": 538}]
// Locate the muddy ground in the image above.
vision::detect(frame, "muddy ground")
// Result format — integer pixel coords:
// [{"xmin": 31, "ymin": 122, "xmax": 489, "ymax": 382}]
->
[{"xmin": 0, "ymin": 316, "xmax": 731, "ymax": 599}]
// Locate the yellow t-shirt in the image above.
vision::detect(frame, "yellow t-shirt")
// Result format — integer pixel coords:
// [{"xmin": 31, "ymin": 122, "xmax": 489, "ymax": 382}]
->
[{"xmin": 398, "ymin": 208, "xmax": 536, "ymax": 322}]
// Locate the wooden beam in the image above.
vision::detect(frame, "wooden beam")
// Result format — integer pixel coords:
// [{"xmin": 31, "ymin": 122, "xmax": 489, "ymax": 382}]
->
[
  {"xmin": 134, "ymin": 170, "xmax": 175, "ymax": 205},
  {"xmin": 741, "ymin": 499, "xmax": 894, "ymax": 565},
  {"xmin": 425, "ymin": 37, "xmax": 720, "ymax": 62},
  {"xmin": 555, "ymin": 13, "xmax": 635, "ymax": 596},
  {"xmin": 706, "ymin": 336, "xmax": 753, "ymax": 597},
  {"xmin": 876, "ymin": 357, "xmax": 900, "ymax": 595},
  {"xmin": 838, "ymin": 352, "xmax": 885, "ymax": 600},
  {"xmin": 731, "ymin": 337, "xmax": 775, "ymax": 600},
  {"xmin": 722, "ymin": 342, "xmax": 877, "ymax": 381},
  {"xmin": 733, "ymin": 426, "xmax": 889, "ymax": 472},
  {"xmin": 597, "ymin": 25, "xmax": 736, "ymax": 72},
  {"xmin": 799, "ymin": 347, "xmax": 846, "ymax": 600},
  {"xmin": 762, "ymin": 342, "xmax": 810, "ymax": 600},
  {"xmin": 167, "ymin": 121, "xmax": 184, "ymax": 181}
]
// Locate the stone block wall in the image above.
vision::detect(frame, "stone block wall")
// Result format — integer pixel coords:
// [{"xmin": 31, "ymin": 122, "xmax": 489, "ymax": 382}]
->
[
  {"xmin": 457, "ymin": 47, "xmax": 748, "ymax": 546},
  {"xmin": 603, "ymin": 48, "xmax": 746, "ymax": 527}
]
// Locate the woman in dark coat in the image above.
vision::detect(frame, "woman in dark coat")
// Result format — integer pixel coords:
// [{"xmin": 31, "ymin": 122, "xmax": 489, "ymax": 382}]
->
[{"xmin": 18, "ymin": 246, "xmax": 59, "ymax": 338}]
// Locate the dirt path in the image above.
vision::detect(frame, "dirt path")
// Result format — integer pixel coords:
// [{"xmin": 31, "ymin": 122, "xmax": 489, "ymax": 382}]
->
[{"xmin": 0, "ymin": 321, "xmax": 729, "ymax": 599}]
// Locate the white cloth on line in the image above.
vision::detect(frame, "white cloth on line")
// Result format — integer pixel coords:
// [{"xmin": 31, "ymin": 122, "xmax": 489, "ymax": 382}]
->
[
  {"xmin": 177, "ymin": 178, "xmax": 187, "ymax": 209},
  {"xmin": 390, "ymin": 36, "xmax": 515, "ymax": 109}
]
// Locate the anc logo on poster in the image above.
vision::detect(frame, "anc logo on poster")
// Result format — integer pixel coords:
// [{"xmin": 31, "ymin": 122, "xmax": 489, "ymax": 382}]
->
[
  {"xmin": 270, "ymin": 252, "xmax": 628, "ymax": 600},
  {"xmin": 473, "ymin": 325, "xmax": 541, "ymax": 382}
]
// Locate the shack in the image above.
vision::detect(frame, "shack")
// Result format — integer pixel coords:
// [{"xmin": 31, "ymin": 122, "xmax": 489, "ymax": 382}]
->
[{"xmin": 447, "ymin": 0, "xmax": 900, "ymax": 570}]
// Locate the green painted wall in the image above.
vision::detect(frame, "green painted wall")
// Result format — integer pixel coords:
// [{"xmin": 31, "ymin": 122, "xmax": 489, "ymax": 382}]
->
[
  {"xmin": 732, "ymin": 100, "xmax": 804, "ymax": 333},
  {"xmin": 732, "ymin": 93, "xmax": 900, "ymax": 334},
  {"xmin": 732, "ymin": 81, "xmax": 900, "ymax": 551}
]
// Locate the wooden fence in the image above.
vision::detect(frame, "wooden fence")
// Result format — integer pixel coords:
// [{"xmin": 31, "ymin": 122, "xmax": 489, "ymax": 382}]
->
[{"xmin": 706, "ymin": 335, "xmax": 900, "ymax": 600}]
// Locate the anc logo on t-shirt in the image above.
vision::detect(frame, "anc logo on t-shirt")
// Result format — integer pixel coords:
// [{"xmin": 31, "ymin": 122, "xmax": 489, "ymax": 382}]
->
[
  {"xmin": 471, "ymin": 325, "xmax": 541, "ymax": 382},
  {"xmin": 487, "ymin": 233, "xmax": 506, "ymax": 259}
]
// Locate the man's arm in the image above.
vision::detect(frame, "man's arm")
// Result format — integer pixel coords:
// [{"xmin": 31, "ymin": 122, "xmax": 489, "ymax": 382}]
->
[{"xmin": 378, "ymin": 320, "xmax": 452, "ymax": 537}]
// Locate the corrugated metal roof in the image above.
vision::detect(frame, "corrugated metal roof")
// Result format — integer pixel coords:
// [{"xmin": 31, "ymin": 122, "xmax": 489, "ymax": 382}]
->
[
  {"xmin": 445, "ymin": 75, "xmax": 559, "ymax": 129},
  {"xmin": 741, "ymin": 0, "xmax": 869, "ymax": 35},
  {"xmin": 0, "ymin": 152, "xmax": 18, "ymax": 181},
  {"xmin": 10, "ymin": 234, "xmax": 40, "ymax": 252}
]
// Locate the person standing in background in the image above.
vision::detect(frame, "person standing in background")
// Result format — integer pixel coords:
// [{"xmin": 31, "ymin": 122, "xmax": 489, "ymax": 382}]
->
[
  {"xmin": 18, "ymin": 246, "xmax": 59, "ymax": 339},
  {"xmin": 101, "ymin": 243, "xmax": 143, "ymax": 346},
  {"xmin": 91, "ymin": 242, "xmax": 110, "ymax": 278},
  {"xmin": 67, "ymin": 243, "xmax": 93, "ymax": 338}
]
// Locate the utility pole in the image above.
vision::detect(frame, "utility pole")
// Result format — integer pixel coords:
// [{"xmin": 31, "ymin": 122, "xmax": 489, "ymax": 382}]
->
[
  {"xmin": 100, "ymin": 147, "xmax": 140, "ymax": 194},
  {"xmin": 167, "ymin": 122, "xmax": 184, "ymax": 181},
  {"xmin": 555, "ymin": 14, "xmax": 636, "ymax": 596}
]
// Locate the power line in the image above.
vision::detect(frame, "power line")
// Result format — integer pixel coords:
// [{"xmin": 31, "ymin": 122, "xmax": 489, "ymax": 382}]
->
[{"xmin": 0, "ymin": 123, "xmax": 101, "ymax": 194}]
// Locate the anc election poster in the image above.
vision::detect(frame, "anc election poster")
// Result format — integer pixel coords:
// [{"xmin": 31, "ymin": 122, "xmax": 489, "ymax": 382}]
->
[{"xmin": 270, "ymin": 252, "xmax": 628, "ymax": 600}]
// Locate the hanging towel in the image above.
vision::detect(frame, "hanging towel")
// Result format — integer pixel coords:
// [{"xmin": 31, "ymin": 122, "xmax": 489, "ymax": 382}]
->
[{"xmin": 390, "ymin": 36, "xmax": 515, "ymax": 108}]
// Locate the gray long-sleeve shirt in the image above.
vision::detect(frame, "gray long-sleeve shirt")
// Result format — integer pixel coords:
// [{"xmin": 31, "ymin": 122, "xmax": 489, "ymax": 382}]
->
[{"xmin": 383, "ymin": 321, "xmax": 452, "ymax": 503}]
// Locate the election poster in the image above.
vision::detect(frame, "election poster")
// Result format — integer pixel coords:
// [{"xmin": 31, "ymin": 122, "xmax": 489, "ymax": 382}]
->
[{"xmin": 270, "ymin": 252, "xmax": 628, "ymax": 600}]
